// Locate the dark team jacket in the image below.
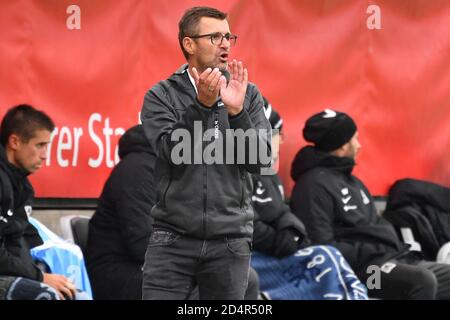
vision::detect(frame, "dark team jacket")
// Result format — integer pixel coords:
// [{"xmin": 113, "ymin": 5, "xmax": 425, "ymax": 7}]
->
[
  {"xmin": 0, "ymin": 145, "xmax": 43, "ymax": 281},
  {"xmin": 252, "ymin": 173, "xmax": 309, "ymax": 255},
  {"xmin": 290, "ymin": 146, "xmax": 409, "ymax": 274},
  {"xmin": 86, "ymin": 125, "xmax": 155, "ymax": 271},
  {"xmin": 384, "ymin": 178, "xmax": 450, "ymax": 260},
  {"xmin": 140, "ymin": 64, "xmax": 272, "ymax": 239}
]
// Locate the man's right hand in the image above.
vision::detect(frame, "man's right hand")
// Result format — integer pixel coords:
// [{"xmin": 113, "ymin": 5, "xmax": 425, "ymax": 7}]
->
[
  {"xmin": 43, "ymin": 273, "xmax": 76, "ymax": 300},
  {"xmin": 273, "ymin": 228, "xmax": 302, "ymax": 258},
  {"xmin": 191, "ymin": 67, "xmax": 226, "ymax": 107}
]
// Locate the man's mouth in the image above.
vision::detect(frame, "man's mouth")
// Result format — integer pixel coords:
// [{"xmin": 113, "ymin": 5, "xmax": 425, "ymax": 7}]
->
[{"xmin": 219, "ymin": 53, "xmax": 229, "ymax": 62}]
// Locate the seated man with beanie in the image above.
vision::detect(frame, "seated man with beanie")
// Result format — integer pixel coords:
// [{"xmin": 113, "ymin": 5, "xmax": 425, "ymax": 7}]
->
[
  {"xmin": 290, "ymin": 108, "xmax": 450, "ymax": 300},
  {"xmin": 251, "ymin": 102, "xmax": 367, "ymax": 300}
]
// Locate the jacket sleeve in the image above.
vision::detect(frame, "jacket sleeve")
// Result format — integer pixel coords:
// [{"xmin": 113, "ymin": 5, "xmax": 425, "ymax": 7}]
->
[
  {"xmin": 228, "ymin": 85, "xmax": 272, "ymax": 173},
  {"xmin": 252, "ymin": 175, "xmax": 307, "ymax": 255},
  {"xmin": 140, "ymin": 82, "xmax": 211, "ymax": 162},
  {"xmin": 252, "ymin": 211, "xmax": 278, "ymax": 255},
  {"xmin": 0, "ymin": 232, "xmax": 44, "ymax": 281},
  {"xmin": 273, "ymin": 202, "xmax": 308, "ymax": 237},
  {"xmin": 253, "ymin": 211, "xmax": 306, "ymax": 256},
  {"xmin": 114, "ymin": 157, "xmax": 155, "ymax": 264},
  {"xmin": 251, "ymin": 174, "xmax": 278, "ymax": 253},
  {"xmin": 290, "ymin": 181, "xmax": 362, "ymax": 265},
  {"xmin": 0, "ymin": 183, "xmax": 44, "ymax": 281},
  {"xmin": 253, "ymin": 206, "xmax": 305, "ymax": 257}
]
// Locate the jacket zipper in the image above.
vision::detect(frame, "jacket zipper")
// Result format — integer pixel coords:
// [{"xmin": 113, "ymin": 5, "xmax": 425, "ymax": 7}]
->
[
  {"xmin": 202, "ymin": 118, "xmax": 208, "ymax": 237},
  {"xmin": 161, "ymin": 173, "xmax": 172, "ymax": 209},
  {"xmin": 203, "ymin": 163, "xmax": 207, "ymax": 236},
  {"xmin": 383, "ymin": 244, "xmax": 411, "ymax": 263},
  {"xmin": 240, "ymin": 169, "xmax": 245, "ymax": 208}
]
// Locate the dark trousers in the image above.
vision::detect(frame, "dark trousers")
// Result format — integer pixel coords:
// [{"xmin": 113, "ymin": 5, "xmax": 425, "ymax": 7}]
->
[
  {"xmin": 142, "ymin": 229, "xmax": 251, "ymax": 300},
  {"xmin": 90, "ymin": 257, "xmax": 258, "ymax": 300},
  {"xmin": 187, "ymin": 267, "xmax": 260, "ymax": 300},
  {"xmin": 89, "ymin": 262, "xmax": 143, "ymax": 300},
  {"xmin": 245, "ymin": 267, "xmax": 260, "ymax": 300},
  {"xmin": 363, "ymin": 260, "xmax": 450, "ymax": 300}
]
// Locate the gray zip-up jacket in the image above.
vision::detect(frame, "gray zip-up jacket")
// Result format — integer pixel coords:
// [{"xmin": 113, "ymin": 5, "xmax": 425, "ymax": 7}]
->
[{"xmin": 141, "ymin": 64, "xmax": 271, "ymax": 239}]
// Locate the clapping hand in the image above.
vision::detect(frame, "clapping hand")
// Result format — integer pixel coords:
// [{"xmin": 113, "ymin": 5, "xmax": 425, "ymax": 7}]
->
[
  {"xmin": 191, "ymin": 60, "xmax": 248, "ymax": 116},
  {"xmin": 220, "ymin": 60, "xmax": 248, "ymax": 116}
]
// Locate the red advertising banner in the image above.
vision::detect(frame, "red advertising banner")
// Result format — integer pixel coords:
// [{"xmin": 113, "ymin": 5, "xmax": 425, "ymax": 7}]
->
[{"xmin": 1, "ymin": 0, "xmax": 449, "ymax": 198}]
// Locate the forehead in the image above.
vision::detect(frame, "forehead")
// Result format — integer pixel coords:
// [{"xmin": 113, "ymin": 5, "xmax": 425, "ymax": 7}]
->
[
  {"xmin": 349, "ymin": 131, "xmax": 359, "ymax": 143},
  {"xmin": 197, "ymin": 17, "xmax": 230, "ymax": 34},
  {"xmin": 26, "ymin": 129, "xmax": 52, "ymax": 144}
]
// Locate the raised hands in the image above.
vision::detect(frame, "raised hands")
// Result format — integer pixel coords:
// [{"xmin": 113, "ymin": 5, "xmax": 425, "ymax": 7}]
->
[{"xmin": 191, "ymin": 59, "xmax": 248, "ymax": 116}]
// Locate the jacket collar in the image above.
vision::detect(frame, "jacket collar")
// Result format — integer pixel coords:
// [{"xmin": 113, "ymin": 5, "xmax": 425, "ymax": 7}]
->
[
  {"xmin": 0, "ymin": 144, "xmax": 30, "ymax": 180},
  {"xmin": 291, "ymin": 145, "xmax": 355, "ymax": 180},
  {"xmin": 168, "ymin": 64, "xmax": 197, "ymax": 98},
  {"xmin": 174, "ymin": 63, "xmax": 189, "ymax": 75}
]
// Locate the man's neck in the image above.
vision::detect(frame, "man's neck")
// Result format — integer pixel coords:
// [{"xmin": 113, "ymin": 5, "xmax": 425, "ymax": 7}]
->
[
  {"xmin": 329, "ymin": 149, "xmax": 345, "ymax": 158},
  {"xmin": 186, "ymin": 67, "xmax": 198, "ymax": 94},
  {"xmin": 5, "ymin": 148, "xmax": 16, "ymax": 167}
]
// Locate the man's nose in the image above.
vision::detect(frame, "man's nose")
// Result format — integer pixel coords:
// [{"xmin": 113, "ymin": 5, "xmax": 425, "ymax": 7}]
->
[
  {"xmin": 40, "ymin": 146, "xmax": 48, "ymax": 160},
  {"xmin": 220, "ymin": 37, "xmax": 231, "ymax": 49}
]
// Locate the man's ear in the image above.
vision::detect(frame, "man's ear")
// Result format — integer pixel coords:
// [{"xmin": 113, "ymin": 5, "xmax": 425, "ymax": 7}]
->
[
  {"xmin": 337, "ymin": 143, "xmax": 350, "ymax": 156},
  {"xmin": 330, "ymin": 142, "xmax": 348, "ymax": 157},
  {"xmin": 183, "ymin": 37, "xmax": 195, "ymax": 56},
  {"xmin": 7, "ymin": 134, "xmax": 21, "ymax": 151}
]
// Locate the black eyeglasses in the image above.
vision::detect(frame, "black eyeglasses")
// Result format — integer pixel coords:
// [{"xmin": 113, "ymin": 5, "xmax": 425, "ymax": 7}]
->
[{"xmin": 188, "ymin": 32, "xmax": 238, "ymax": 46}]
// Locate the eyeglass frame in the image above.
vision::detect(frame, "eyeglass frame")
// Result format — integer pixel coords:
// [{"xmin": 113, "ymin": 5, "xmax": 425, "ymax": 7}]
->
[{"xmin": 187, "ymin": 32, "xmax": 238, "ymax": 46}]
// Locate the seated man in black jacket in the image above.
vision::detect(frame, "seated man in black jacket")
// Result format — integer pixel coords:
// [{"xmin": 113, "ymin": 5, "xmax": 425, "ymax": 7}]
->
[
  {"xmin": 0, "ymin": 104, "xmax": 80, "ymax": 300},
  {"xmin": 86, "ymin": 125, "xmax": 260, "ymax": 300},
  {"xmin": 252, "ymin": 98, "xmax": 310, "ymax": 258},
  {"xmin": 290, "ymin": 109, "xmax": 450, "ymax": 300},
  {"xmin": 251, "ymin": 100, "xmax": 368, "ymax": 300},
  {"xmin": 86, "ymin": 125, "xmax": 156, "ymax": 300}
]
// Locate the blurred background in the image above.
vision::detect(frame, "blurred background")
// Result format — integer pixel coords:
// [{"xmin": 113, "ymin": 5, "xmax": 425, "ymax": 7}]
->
[{"xmin": 1, "ymin": 0, "xmax": 449, "ymax": 201}]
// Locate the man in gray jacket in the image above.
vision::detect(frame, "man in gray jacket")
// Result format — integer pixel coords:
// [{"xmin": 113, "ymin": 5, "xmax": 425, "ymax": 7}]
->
[{"xmin": 141, "ymin": 6, "xmax": 271, "ymax": 300}]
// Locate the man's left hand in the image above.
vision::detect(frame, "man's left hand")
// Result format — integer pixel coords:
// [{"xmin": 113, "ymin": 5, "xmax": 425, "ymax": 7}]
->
[{"xmin": 220, "ymin": 60, "xmax": 248, "ymax": 116}]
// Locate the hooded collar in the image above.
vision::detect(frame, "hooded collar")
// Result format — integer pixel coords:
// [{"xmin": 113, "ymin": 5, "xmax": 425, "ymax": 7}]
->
[
  {"xmin": 118, "ymin": 125, "xmax": 152, "ymax": 160},
  {"xmin": 0, "ymin": 144, "xmax": 30, "ymax": 179},
  {"xmin": 290, "ymin": 145, "xmax": 355, "ymax": 181},
  {"xmin": 168, "ymin": 64, "xmax": 197, "ymax": 96},
  {"xmin": 0, "ymin": 144, "xmax": 32, "ymax": 197}
]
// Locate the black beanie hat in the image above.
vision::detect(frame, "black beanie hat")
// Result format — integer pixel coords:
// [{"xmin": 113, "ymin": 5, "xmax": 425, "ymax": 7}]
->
[
  {"xmin": 303, "ymin": 109, "xmax": 357, "ymax": 152},
  {"xmin": 263, "ymin": 97, "xmax": 283, "ymax": 132}
]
